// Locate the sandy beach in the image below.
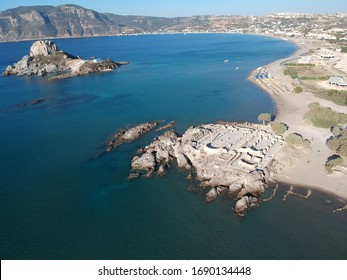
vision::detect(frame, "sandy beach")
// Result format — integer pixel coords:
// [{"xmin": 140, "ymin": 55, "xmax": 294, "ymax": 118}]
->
[{"xmin": 249, "ymin": 37, "xmax": 347, "ymax": 201}]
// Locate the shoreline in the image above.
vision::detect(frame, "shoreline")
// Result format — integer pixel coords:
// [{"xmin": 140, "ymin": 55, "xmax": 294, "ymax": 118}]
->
[
  {"xmin": 0, "ymin": 31, "xmax": 300, "ymax": 44},
  {"xmin": 248, "ymin": 36, "xmax": 347, "ymax": 202}
]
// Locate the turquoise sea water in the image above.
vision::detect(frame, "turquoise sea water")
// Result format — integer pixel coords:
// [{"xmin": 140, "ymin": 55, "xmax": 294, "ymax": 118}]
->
[{"xmin": 0, "ymin": 34, "xmax": 346, "ymax": 260}]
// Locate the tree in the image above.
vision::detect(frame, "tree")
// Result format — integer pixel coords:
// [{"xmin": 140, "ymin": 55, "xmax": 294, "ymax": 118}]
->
[
  {"xmin": 294, "ymin": 86, "xmax": 303, "ymax": 94},
  {"xmin": 271, "ymin": 122, "xmax": 288, "ymax": 135},
  {"xmin": 325, "ymin": 155, "xmax": 344, "ymax": 173},
  {"xmin": 258, "ymin": 113, "xmax": 271, "ymax": 125},
  {"xmin": 286, "ymin": 133, "xmax": 304, "ymax": 146}
]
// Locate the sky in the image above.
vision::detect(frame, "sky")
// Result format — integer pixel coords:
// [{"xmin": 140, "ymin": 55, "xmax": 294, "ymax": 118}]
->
[{"xmin": 0, "ymin": 0, "xmax": 347, "ymax": 17}]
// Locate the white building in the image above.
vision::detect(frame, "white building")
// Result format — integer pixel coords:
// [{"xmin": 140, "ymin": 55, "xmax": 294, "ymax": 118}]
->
[
  {"xmin": 297, "ymin": 56, "xmax": 312, "ymax": 64},
  {"xmin": 319, "ymin": 48, "xmax": 335, "ymax": 59},
  {"xmin": 328, "ymin": 77, "xmax": 347, "ymax": 87}
]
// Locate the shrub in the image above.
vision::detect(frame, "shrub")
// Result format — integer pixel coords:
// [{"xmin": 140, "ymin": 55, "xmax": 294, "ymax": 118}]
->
[
  {"xmin": 294, "ymin": 86, "xmax": 303, "ymax": 93},
  {"xmin": 317, "ymin": 90, "xmax": 347, "ymax": 106},
  {"xmin": 271, "ymin": 122, "xmax": 288, "ymax": 135},
  {"xmin": 286, "ymin": 133, "xmax": 304, "ymax": 146},
  {"xmin": 285, "ymin": 63, "xmax": 315, "ymax": 67},
  {"xmin": 308, "ymin": 102, "xmax": 320, "ymax": 109},
  {"xmin": 284, "ymin": 68, "xmax": 298, "ymax": 79},
  {"xmin": 299, "ymin": 75, "xmax": 330, "ymax": 80},
  {"xmin": 327, "ymin": 128, "xmax": 347, "ymax": 157},
  {"xmin": 325, "ymin": 155, "xmax": 344, "ymax": 173},
  {"xmin": 304, "ymin": 105, "xmax": 347, "ymax": 128}
]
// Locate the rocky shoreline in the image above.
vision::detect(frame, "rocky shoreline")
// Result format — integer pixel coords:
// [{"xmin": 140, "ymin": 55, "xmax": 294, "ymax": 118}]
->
[
  {"xmin": 128, "ymin": 122, "xmax": 284, "ymax": 216},
  {"xmin": 2, "ymin": 40, "xmax": 127, "ymax": 79}
]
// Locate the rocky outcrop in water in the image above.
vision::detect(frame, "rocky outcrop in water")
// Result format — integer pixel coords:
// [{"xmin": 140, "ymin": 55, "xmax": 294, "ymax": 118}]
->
[
  {"xmin": 129, "ymin": 122, "xmax": 284, "ymax": 216},
  {"xmin": 106, "ymin": 122, "xmax": 159, "ymax": 152},
  {"xmin": 156, "ymin": 121, "xmax": 176, "ymax": 131},
  {"xmin": 3, "ymin": 40, "xmax": 126, "ymax": 79}
]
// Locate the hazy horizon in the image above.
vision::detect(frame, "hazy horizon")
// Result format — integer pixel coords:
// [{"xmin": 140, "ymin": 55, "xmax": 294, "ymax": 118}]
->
[{"xmin": 0, "ymin": 0, "xmax": 347, "ymax": 17}]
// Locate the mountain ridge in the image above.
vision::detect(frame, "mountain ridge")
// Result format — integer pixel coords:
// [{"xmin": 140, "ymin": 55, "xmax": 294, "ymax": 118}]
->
[{"xmin": 1, "ymin": 4, "xmax": 346, "ymax": 42}]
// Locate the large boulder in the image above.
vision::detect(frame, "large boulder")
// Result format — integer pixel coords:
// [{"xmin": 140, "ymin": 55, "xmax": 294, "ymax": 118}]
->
[
  {"xmin": 15, "ymin": 55, "xmax": 32, "ymax": 71},
  {"xmin": 131, "ymin": 153, "xmax": 157, "ymax": 170},
  {"xmin": 30, "ymin": 40, "xmax": 58, "ymax": 57}
]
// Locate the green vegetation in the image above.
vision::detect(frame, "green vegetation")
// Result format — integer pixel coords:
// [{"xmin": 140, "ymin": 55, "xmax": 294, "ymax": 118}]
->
[
  {"xmin": 294, "ymin": 86, "xmax": 303, "ymax": 93},
  {"xmin": 284, "ymin": 68, "xmax": 298, "ymax": 79},
  {"xmin": 325, "ymin": 155, "xmax": 344, "ymax": 173},
  {"xmin": 285, "ymin": 63, "xmax": 315, "ymax": 67},
  {"xmin": 308, "ymin": 102, "xmax": 320, "ymax": 109},
  {"xmin": 285, "ymin": 133, "xmax": 310, "ymax": 148},
  {"xmin": 286, "ymin": 133, "xmax": 304, "ymax": 145},
  {"xmin": 341, "ymin": 47, "xmax": 347, "ymax": 53},
  {"xmin": 31, "ymin": 51, "xmax": 76, "ymax": 65},
  {"xmin": 317, "ymin": 90, "xmax": 347, "ymax": 106},
  {"xmin": 304, "ymin": 104, "xmax": 347, "ymax": 128},
  {"xmin": 299, "ymin": 75, "xmax": 330, "ymax": 80},
  {"xmin": 258, "ymin": 113, "xmax": 271, "ymax": 125},
  {"xmin": 327, "ymin": 127, "xmax": 347, "ymax": 157},
  {"xmin": 284, "ymin": 67, "xmax": 329, "ymax": 81},
  {"xmin": 271, "ymin": 122, "xmax": 288, "ymax": 135},
  {"xmin": 286, "ymin": 133, "xmax": 304, "ymax": 146}
]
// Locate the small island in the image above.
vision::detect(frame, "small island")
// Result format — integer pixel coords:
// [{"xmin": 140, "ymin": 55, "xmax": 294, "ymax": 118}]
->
[{"xmin": 2, "ymin": 40, "xmax": 127, "ymax": 79}]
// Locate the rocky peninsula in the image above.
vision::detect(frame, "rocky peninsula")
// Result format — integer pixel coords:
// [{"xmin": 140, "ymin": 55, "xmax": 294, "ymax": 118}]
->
[
  {"xmin": 3, "ymin": 40, "xmax": 127, "ymax": 79},
  {"xmin": 106, "ymin": 122, "xmax": 159, "ymax": 152},
  {"xmin": 129, "ymin": 122, "xmax": 284, "ymax": 216}
]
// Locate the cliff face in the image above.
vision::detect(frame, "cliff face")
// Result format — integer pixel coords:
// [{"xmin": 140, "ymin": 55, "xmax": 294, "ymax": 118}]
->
[{"xmin": 0, "ymin": 5, "xmax": 122, "ymax": 41}]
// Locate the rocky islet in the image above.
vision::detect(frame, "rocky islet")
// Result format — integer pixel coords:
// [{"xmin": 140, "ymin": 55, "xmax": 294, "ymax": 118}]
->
[
  {"xmin": 106, "ymin": 122, "xmax": 160, "ymax": 152},
  {"xmin": 3, "ymin": 40, "xmax": 126, "ymax": 79}
]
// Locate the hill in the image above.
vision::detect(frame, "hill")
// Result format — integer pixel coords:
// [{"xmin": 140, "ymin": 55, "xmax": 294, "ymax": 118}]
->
[
  {"xmin": 0, "ymin": 5, "xmax": 123, "ymax": 41},
  {"xmin": 1, "ymin": 5, "xmax": 347, "ymax": 42}
]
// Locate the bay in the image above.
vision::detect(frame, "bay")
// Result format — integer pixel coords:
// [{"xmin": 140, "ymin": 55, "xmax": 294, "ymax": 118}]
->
[{"xmin": 0, "ymin": 34, "xmax": 346, "ymax": 259}]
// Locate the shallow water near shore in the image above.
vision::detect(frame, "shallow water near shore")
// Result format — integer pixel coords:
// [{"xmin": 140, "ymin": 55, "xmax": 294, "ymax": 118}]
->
[{"xmin": 0, "ymin": 34, "xmax": 346, "ymax": 259}]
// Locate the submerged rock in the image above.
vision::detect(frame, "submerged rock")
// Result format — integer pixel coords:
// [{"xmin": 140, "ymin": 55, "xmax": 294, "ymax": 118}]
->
[
  {"xmin": 15, "ymin": 98, "xmax": 45, "ymax": 108},
  {"xmin": 156, "ymin": 121, "xmax": 176, "ymax": 131}
]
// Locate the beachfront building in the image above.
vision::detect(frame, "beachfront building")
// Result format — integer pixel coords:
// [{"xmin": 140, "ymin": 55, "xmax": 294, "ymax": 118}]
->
[
  {"xmin": 328, "ymin": 77, "xmax": 347, "ymax": 87},
  {"xmin": 319, "ymin": 48, "xmax": 335, "ymax": 59}
]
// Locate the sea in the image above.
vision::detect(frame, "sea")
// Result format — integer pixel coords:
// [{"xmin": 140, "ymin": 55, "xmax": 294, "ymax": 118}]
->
[{"xmin": 0, "ymin": 34, "xmax": 346, "ymax": 260}]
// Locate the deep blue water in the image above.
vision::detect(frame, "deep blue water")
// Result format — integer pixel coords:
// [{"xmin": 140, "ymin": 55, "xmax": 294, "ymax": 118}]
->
[{"xmin": 0, "ymin": 34, "xmax": 346, "ymax": 260}]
